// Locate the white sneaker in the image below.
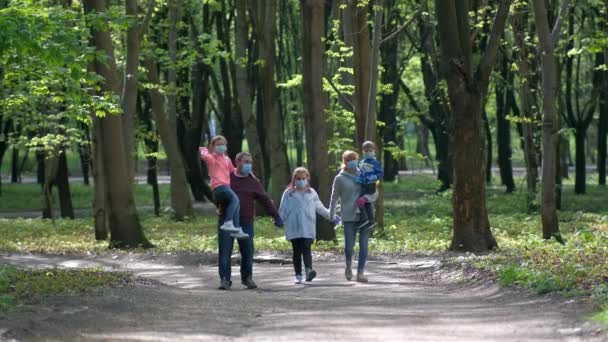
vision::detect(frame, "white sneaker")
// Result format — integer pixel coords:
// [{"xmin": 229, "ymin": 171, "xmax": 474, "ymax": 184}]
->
[
  {"xmin": 230, "ymin": 228, "xmax": 250, "ymax": 240},
  {"xmin": 294, "ymin": 275, "xmax": 303, "ymax": 284},
  {"xmin": 220, "ymin": 220, "xmax": 240, "ymax": 233}
]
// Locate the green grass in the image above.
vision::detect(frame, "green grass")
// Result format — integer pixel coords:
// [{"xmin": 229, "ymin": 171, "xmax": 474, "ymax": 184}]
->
[
  {"xmin": 0, "ymin": 183, "xmax": 171, "ymax": 211},
  {"xmin": 0, "ymin": 265, "xmax": 129, "ymax": 313},
  {"xmin": 594, "ymin": 305, "xmax": 608, "ymax": 329}
]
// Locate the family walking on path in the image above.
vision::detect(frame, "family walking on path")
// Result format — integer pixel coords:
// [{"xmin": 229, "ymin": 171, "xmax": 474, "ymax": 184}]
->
[{"xmin": 200, "ymin": 136, "xmax": 383, "ymax": 289}]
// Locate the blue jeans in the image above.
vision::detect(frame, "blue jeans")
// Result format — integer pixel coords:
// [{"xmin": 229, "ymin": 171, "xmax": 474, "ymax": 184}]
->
[
  {"xmin": 218, "ymin": 221, "xmax": 254, "ymax": 282},
  {"xmin": 343, "ymin": 221, "xmax": 369, "ymax": 273},
  {"xmin": 213, "ymin": 185, "xmax": 240, "ymax": 227}
]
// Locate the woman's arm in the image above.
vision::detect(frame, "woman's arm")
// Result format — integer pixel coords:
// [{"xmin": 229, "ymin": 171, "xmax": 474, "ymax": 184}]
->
[{"xmin": 328, "ymin": 176, "xmax": 341, "ymax": 219}]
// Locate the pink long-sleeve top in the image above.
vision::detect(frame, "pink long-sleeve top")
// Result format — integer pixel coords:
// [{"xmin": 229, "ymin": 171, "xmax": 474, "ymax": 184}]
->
[{"xmin": 199, "ymin": 147, "xmax": 236, "ymax": 190}]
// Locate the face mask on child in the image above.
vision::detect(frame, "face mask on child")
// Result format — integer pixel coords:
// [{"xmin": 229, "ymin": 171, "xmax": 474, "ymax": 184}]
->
[
  {"xmin": 214, "ymin": 144, "xmax": 227, "ymax": 154},
  {"xmin": 295, "ymin": 179, "xmax": 308, "ymax": 188},
  {"xmin": 347, "ymin": 160, "xmax": 358, "ymax": 170},
  {"xmin": 241, "ymin": 163, "xmax": 252, "ymax": 174},
  {"xmin": 363, "ymin": 151, "xmax": 376, "ymax": 159}
]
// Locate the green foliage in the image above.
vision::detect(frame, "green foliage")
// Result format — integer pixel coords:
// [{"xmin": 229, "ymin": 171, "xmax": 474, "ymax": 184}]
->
[
  {"xmin": 0, "ymin": 264, "xmax": 128, "ymax": 313},
  {"xmin": 0, "ymin": 2, "xmax": 121, "ymax": 155}
]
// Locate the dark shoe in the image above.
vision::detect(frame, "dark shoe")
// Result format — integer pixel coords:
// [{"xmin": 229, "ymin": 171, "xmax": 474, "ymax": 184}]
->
[
  {"xmin": 305, "ymin": 268, "xmax": 317, "ymax": 282},
  {"xmin": 345, "ymin": 264, "xmax": 353, "ymax": 281},
  {"xmin": 242, "ymin": 278, "xmax": 258, "ymax": 289},
  {"xmin": 218, "ymin": 278, "xmax": 232, "ymax": 290}
]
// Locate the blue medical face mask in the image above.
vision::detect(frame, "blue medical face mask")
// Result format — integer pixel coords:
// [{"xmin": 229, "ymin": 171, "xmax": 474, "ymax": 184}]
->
[
  {"xmin": 347, "ymin": 160, "xmax": 358, "ymax": 170},
  {"xmin": 241, "ymin": 163, "xmax": 252, "ymax": 174},
  {"xmin": 363, "ymin": 151, "xmax": 376, "ymax": 159},
  {"xmin": 295, "ymin": 179, "xmax": 308, "ymax": 188},
  {"xmin": 214, "ymin": 144, "xmax": 227, "ymax": 154}
]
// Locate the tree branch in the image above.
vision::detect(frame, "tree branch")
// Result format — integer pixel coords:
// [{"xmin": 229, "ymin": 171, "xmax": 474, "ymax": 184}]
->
[
  {"xmin": 476, "ymin": 0, "xmax": 512, "ymax": 87},
  {"xmin": 380, "ymin": 5, "xmax": 423, "ymax": 45},
  {"xmin": 550, "ymin": 0, "xmax": 569, "ymax": 46},
  {"xmin": 139, "ymin": 0, "xmax": 156, "ymax": 38},
  {"xmin": 325, "ymin": 75, "xmax": 354, "ymax": 112}
]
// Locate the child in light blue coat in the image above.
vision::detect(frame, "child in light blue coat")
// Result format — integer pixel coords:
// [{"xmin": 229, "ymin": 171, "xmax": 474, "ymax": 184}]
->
[{"xmin": 279, "ymin": 167, "xmax": 340, "ymax": 284}]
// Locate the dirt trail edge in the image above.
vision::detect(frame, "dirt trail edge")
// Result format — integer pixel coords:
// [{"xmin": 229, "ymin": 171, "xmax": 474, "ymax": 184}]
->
[{"xmin": 0, "ymin": 252, "xmax": 605, "ymax": 342}]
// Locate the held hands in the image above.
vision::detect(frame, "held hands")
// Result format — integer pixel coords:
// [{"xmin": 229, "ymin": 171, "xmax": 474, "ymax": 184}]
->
[
  {"xmin": 332, "ymin": 216, "xmax": 341, "ymax": 226},
  {"xmin": 356, "ymin": 196, "xmax": 368, "ymax": 208},
  {"xmin": 273, "ymin": 215, "xmax": 284, "ymax": 228}
]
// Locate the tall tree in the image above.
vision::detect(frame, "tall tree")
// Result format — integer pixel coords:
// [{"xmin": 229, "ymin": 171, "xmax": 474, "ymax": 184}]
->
[
  {"xmin": 301, "ymin": 0, "xmax": 334, "ymax": 240},
  {"xmin": 235, "ymin": 0, "xmax": 266, "ymax": 185},
  {"xmin": 435, "ymin": 0, "xmax": 511, "ymax": 251},
  {"xmin": 84, "ymin": 0, "xmax": 151, "ymax": 248},
  {"xmin": 252, "ymin": 0, "xmax": 290, "ymax": 204},
  {"xmin": 599, "ymin": 3, "xmax": 608, "ymax": 186},
  {"xmin": 495, "ymin": 48, "xmax": 516, "ymax": 193},
  {"xmin": 531, "ymin": 0, "xmax": 568, "ymax": 242},
  {"xmin": 511, "ymin": 3, "xmax": 540, "ymax": 212}
]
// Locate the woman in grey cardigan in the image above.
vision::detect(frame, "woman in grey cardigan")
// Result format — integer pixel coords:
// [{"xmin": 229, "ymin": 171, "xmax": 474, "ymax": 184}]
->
[{"xmin": 329, "ymin": 150, "xmax": 378, "ymax": 282}]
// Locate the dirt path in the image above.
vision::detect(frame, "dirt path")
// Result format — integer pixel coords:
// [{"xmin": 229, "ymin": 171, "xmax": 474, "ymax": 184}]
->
[{"xmin": 0, "ymin": 252, "xmax": 604, "ymax": 341}]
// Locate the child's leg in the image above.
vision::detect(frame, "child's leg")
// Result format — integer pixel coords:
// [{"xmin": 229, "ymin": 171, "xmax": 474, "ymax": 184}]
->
[
  {"xmin": 291, "ymin": 239, "xmax": 303, "ymax": 276},
  {"xmin": 302, "ymin": 239, "xmax": 313, "ymax": 270},
  {"xmin": 365, "ymin": 202, "xmax": 374, "ymax": 223},
  {"xmin": 224, "ymin": 187, "xmax": 241, "ymax": 228},
  {"xmin": 303, "ymin": 238, "xmax": 316, "ymax": 282}
]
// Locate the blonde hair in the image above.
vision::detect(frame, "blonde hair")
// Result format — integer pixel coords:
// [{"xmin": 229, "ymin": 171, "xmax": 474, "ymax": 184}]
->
[
  {"xmin": 288, "ymin": 167, "xmax": 311, "ymax": 192},
  {"xmin": 210, "ymin": 135, "xmax": 227, "ymax": 146},
  {"xmin": 341, "ymin": 150, "xmax": 359, "ymax": 170}
]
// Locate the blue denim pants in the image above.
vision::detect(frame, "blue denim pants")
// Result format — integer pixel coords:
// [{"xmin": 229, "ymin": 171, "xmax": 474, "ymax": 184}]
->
[
  {"xmin": 343, "ymin": 221, "xmax": 369, "ymax": 273},
  {"xmin": 218, "ymin": 222, "xmax": 254, "ymax": 282}
]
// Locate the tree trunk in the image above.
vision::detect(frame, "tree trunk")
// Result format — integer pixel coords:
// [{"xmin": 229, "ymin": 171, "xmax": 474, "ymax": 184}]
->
[
  {"xmin": 511, "ymin": 9, "xmax": 538, "ymax": 211},
  {"xmin": 184, "ymin": 7, "xmax": 213, "ymax": 202},
  {"xmin": 531, "ymin": 0, "xmax": 566, "ymax": 243},
  {"xmin": 435, "ymin": 0, "xmax": 511, "ymax": 251},
  {"xmin": 254, "ymin": 0, "xmax": 290, "ymax": 204},
  {"xmin": 600, "ymin": 48, "xmax": 608, "ymax": 185},
  {"xmin": 121, "ymin": 0, "xmax": 143, "ymax": 183},
  {"xmin": 496, "ymin": 52, "xmax": 515, "ymax": 193},
  {"xmin": 56, "ymin": 151, "xmax": 74, "ymax": 218},
  {"xmin": 417, "ymin": 14, "xmax": 452, "ymax": 191},
  {"xmin": 139, "ymin": 92, "xmax": 161, "ymax": 216},
  {"xmin": 379, "ymin": 0, "xmax": 399, "ymax": 182},
  {"xmin": 84, "ymin": 0, "xmax": 151, "ymax": 248},
  {"xmin": 78, "ymin": 123, "xmax": 91, "ymax": 185},
  {"xmin": 483, "ymin": 109, "xmax": 492, "ymax": 184},
  {"xmin": 11, "ymin": 148, "xmax": 19, "ymax": 183},
  {"xmin": 236, "ymin": 0, "xmax": 266, "ymax": 184},
  {"xmin": 91, "ymin": 109, "xmax": 109, "ymax": 240},
  {"xmin": 144, "ymin": 57, "xmax": 194, "ymax": 220},
  {"xmin": 0, "ymin": 118, "xmax": 12, "ymax": 195},
  {"xmin": 345, "ymin": 1, "xmax": 371, "ymax": 147},
  {"xmin": 574, "ymin": 128, "xmax": 586, "ymax": 194},
  {"xmin": 301, "ymin": 0, "xmax": 334, "ymax": 241}
]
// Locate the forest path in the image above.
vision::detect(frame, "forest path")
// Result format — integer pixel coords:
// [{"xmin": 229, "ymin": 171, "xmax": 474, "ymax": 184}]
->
[{"xmin": 0, "ymin": 252, "xmax": 604, "ymax": 341}]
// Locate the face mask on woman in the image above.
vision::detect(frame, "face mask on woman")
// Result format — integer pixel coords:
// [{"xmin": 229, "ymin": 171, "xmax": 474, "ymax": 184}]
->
[
  {"xmin": 295, "ymin": 179, "xmax": 308, "ymax": 188},
  {"xmin": 347, "ymin": 160, "xmax": 358, "ymax": 170},
  {"xmin": 214, "ymin": 144, "xmax": 227, "ymax": 154},
  {"xmin": 241, "ymin": 163, "xmax": 252, "ymax": 174}
]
